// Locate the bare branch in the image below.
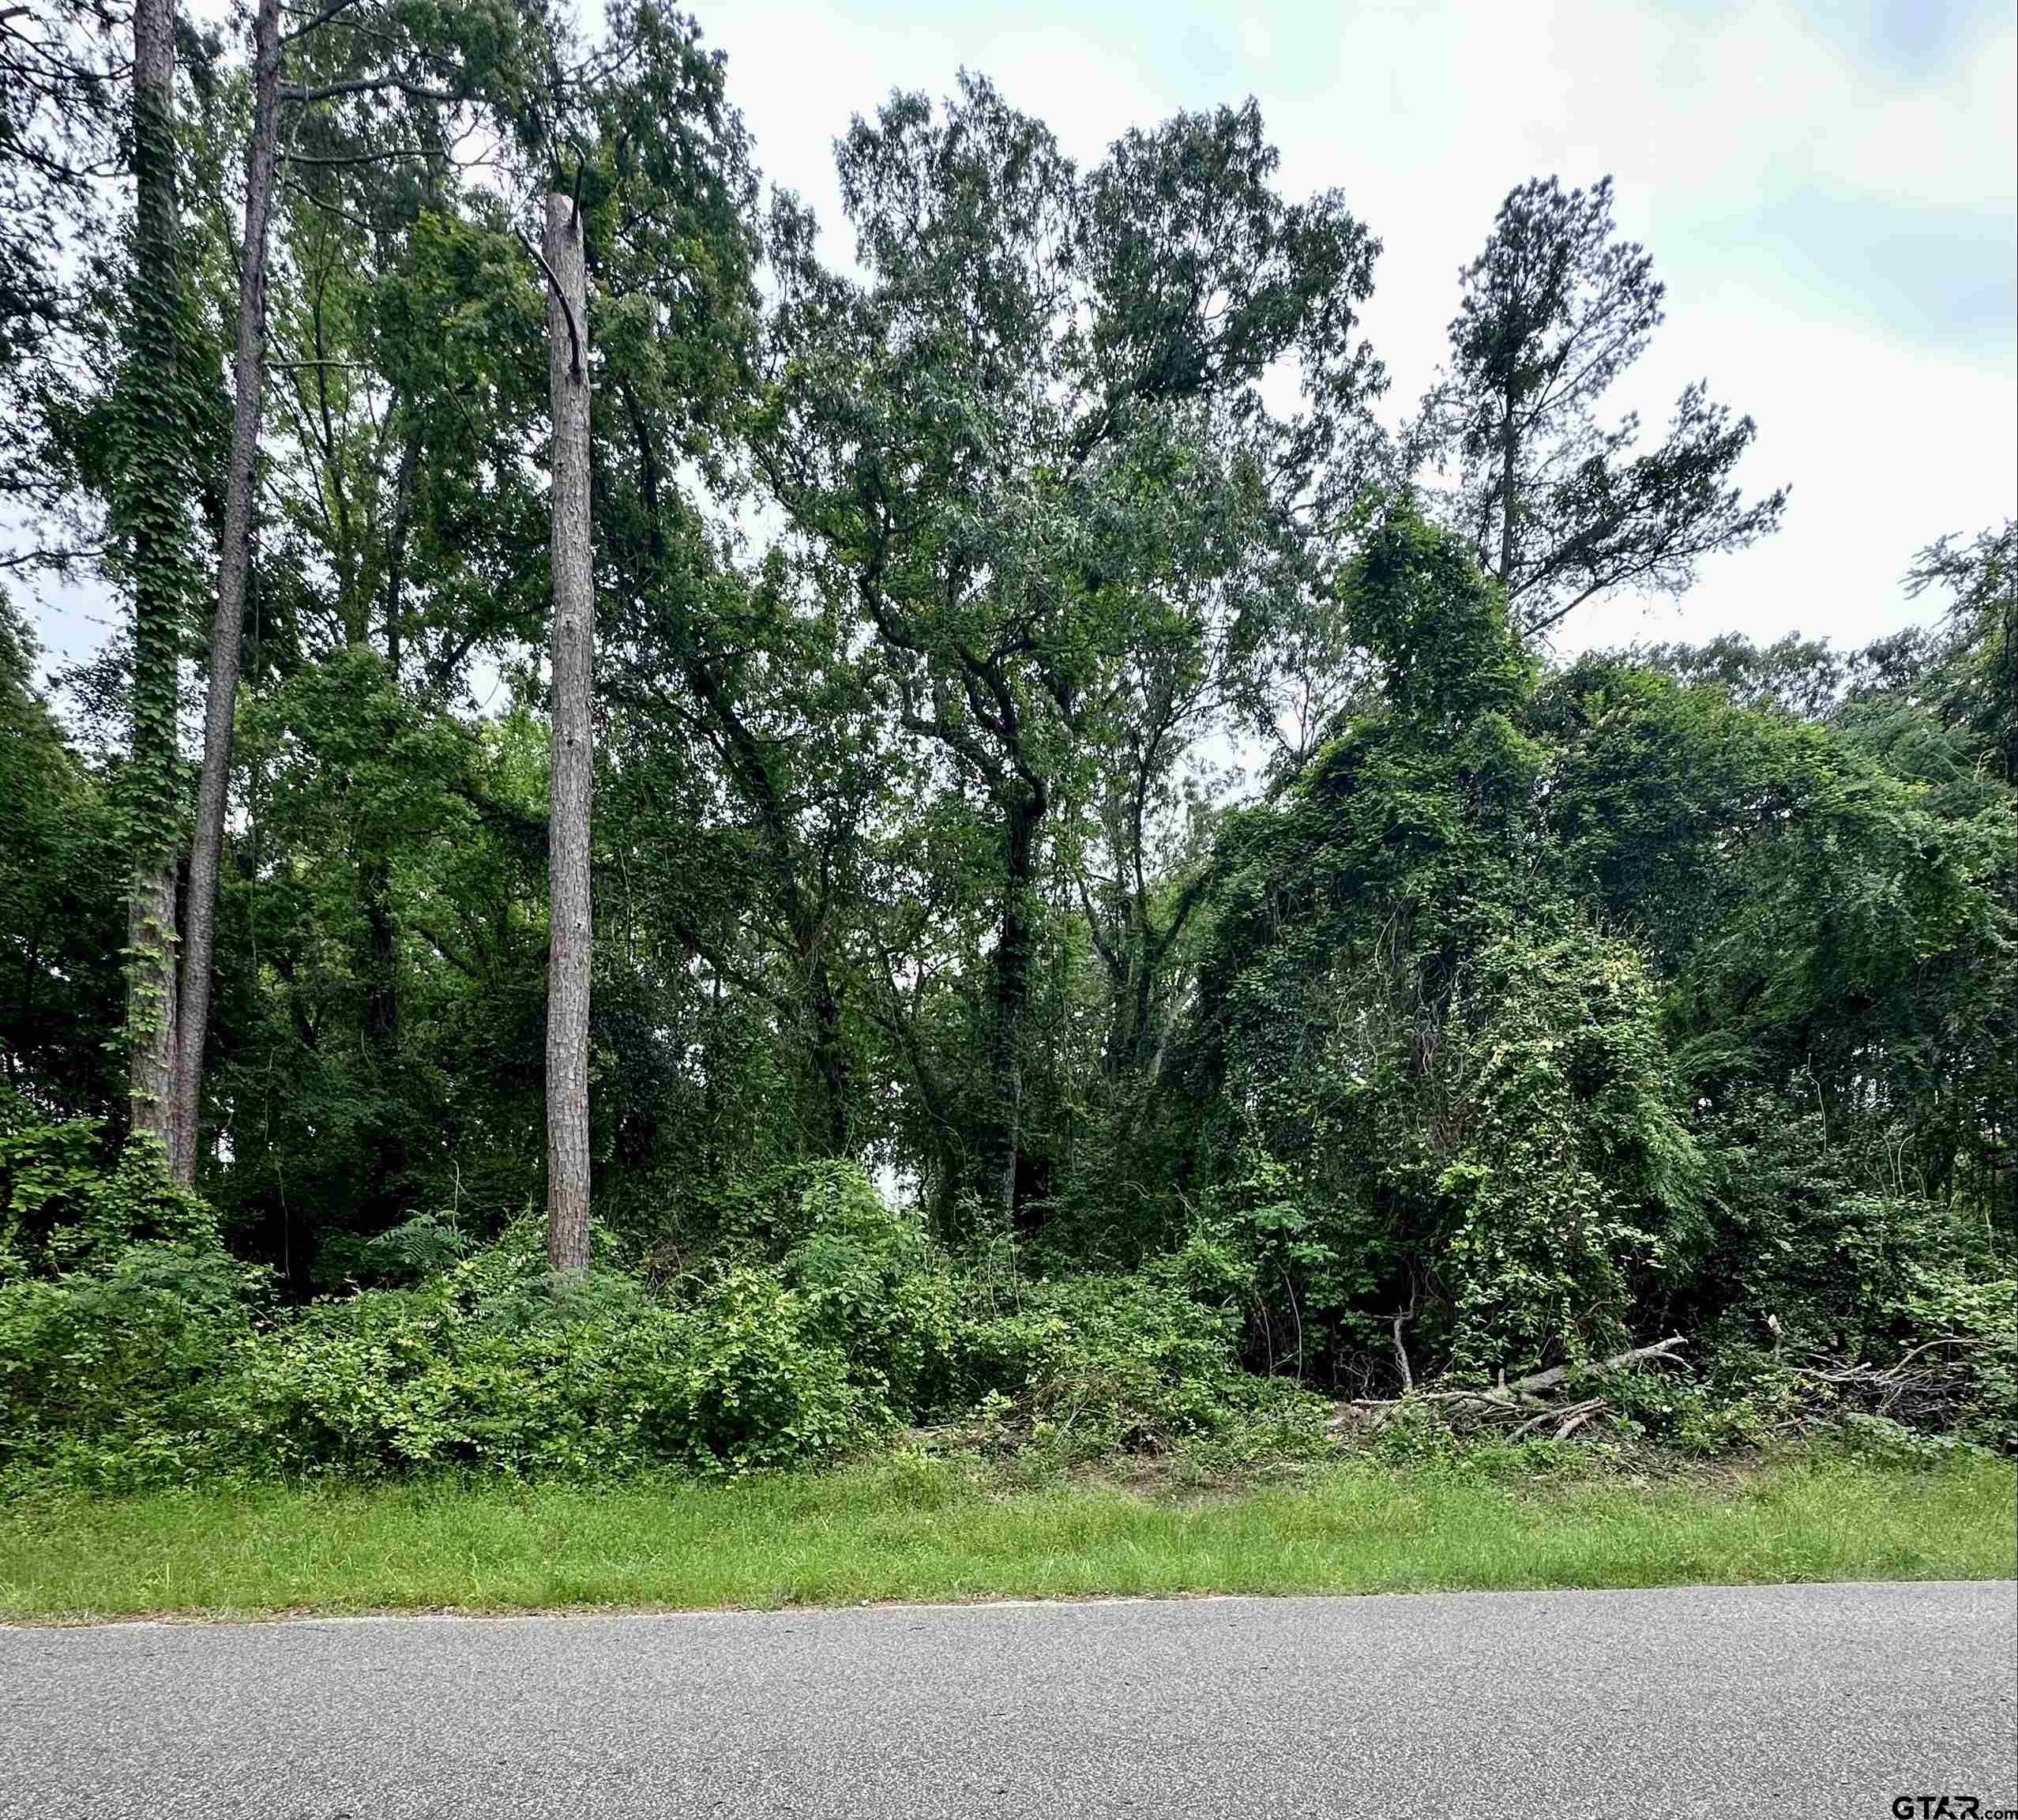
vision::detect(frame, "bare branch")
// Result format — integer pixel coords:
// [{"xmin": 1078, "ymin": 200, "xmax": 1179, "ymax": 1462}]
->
[
  {"xmin": 281, "ymin": 75, "xmax": 460, "ymax": 105},
  {"xmin": 514, "ymin": 227, "xmax": 582, "ymax": 382},
  {"xmin": 281, "ymin": 0, "xmax": 366, "ymax": 45},
  {"xmin": 280, "ymin": 145, "xmax": 450, "ymax": 167}
]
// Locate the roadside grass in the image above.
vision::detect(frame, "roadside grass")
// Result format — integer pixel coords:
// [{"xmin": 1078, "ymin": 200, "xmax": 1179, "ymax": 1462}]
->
[{"xmin": 2, "ymin": 1448, "xmax": 2010, "ymax": 1622}]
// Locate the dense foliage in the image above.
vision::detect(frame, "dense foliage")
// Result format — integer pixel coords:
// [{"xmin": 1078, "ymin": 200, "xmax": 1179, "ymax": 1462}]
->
[{"xmin": 1, "ymin": 4, "xmax": 2010, "ymax": 1486}]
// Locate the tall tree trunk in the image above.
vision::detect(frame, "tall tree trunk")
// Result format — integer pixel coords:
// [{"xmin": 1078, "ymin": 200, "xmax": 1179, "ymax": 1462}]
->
[
  {"xmin": 383, "ymin": 420, "xmax": 421, "ymax": 680},
  {"xmin": 1496, "ymin": 392, "xmax": 1518, "ymax": 589},
  {"xmin": 358, "ymin": 865, "xmax": 404, "ymax": 1224},
  {"xmin": 126, "ymin": 870, "xmax": 178, "ymax": 1150},
  {"xmin": 809, "ymin": 952, "xmax": 851, "ymax": 1156},
  {"xmin": 990, "ymin": 782, "xmax": 1045, "ymax": 1227},
  {"xmin": 170, "ymin": 0, "xmax": 283, "ymax": 1185},
  {"xmin": 350, "ymin": 425, "xmax": 419, "ymax": 1222},
  {"xmin": 121, "ymin": 0, "xmax": 185, "ymax": 1157},
  {"xmin": 541, "ymin": 190, "xmax": 594, "ymax": 1277},
  {"xmin": 1124, "ymin": 937, "xmax": 1157, "ymax": 1074}
]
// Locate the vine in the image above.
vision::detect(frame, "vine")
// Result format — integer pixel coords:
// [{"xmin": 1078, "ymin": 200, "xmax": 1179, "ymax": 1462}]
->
[{"xmin": 105, "ymin": 19, "xmax": 205, "ymax": 1155}]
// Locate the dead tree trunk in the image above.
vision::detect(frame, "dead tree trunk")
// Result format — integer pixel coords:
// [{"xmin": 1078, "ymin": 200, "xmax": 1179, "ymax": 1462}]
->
[
  {"xmin": 169, "ymin": 0, "xmax": 283, "ymax": 1185},
  {"xmin": 539, "ymin": 189, "xmax": 594, "ymax": 1277},
  {"xmin": 122, "ymin": 0, "xmax": 185, "ymax": 1159}
]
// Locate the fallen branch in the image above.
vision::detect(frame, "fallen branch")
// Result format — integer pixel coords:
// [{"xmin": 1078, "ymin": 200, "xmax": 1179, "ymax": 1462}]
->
[
  {"xmin": 1349, "ymin": 1335, "xmax": 1686, "ymax": 1410},
  {"xmin": 1883, "ymin": 1334, "xmax": 1987, "ymax": 1373},
  {"xmin": 1513, "ymin": 1396, "xmax": 1605, "ymax": 1441},
  {"xmin": 1345, "ymin": 1387, "xmax": 1539, "ymax": 1413},
  {"xmin": 1502, "ymin": 1334, "xmax": 1687, "ymax": 1400},
  {"xmin": 1335, "ymin": 1334, "xmax": 1689, "ymax": 1435},
  {"xmin": 1555, "ymin": 1404, "xmax": 1603, "ymax": 1441}
]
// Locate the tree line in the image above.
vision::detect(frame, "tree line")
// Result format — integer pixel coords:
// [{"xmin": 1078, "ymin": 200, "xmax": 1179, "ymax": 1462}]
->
[{"xmin": 2, "ymin": 0, "xmax": 2010, "ymax": 1430}]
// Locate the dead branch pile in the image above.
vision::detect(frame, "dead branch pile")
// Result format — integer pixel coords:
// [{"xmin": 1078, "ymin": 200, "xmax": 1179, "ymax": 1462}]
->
[
  {"xmin": 1329, "ymin": 1333, "xmax": 1689, "ymax": 1442},
  {"xmin": 1783, "ymin": 1336, "xmax": 2004, "ymax": 1432}
]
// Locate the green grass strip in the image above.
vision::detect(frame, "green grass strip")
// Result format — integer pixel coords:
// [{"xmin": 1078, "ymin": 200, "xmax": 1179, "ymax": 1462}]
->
[{"xmin": 2, "ymin": 1451, "xmax": 2010, "ymax": 1622}]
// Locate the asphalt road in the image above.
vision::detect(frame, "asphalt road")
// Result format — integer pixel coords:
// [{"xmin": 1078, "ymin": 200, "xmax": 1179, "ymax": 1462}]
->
[{"xmin": 2, "ymin": 1581, "xmax": 2013, "ymax": 1819}]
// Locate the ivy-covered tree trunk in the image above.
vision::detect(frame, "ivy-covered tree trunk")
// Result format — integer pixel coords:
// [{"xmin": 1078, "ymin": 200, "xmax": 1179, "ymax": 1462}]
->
[
  {"xmin": 171, "ymin": 0, "xmax": 283, "ymax": 1185},
  {"xmin": 119, "ymin": 0, "xmax": 188, "ymax": 1158},
  {"xmin": 542, "ymin": 189, "xmax": 594, "ymax": 1277}
]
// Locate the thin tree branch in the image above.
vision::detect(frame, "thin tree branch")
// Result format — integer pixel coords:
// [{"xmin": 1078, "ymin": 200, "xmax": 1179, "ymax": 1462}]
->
[
  {"xmin": 514, "ymin": 227, "xmax": 581, "ymax": 381},
  {"xmin": 281, "ymin": 75, "xmax": 460, "ymax": 104},
  {"xmin": 281, "ymin": 0, "xmax": 366, "ymax": 45},
  {"xmin": 280, "ymin": 145, "xmax": 450, "ymax": 167}
]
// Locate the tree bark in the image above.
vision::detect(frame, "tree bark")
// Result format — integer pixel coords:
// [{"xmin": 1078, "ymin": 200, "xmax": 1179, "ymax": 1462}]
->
[
  {"xmin": 541, "ymin": 190, "xmax": 594, "ymax": 1277},
  {"xmin": 169, "ymin": 0, "xmax": 284, "ymax": 1185},
  {"xmin": 991, "ymin": 782, "xmax": 1045, "ymax": 1228},
  {"xmin": 1501, "ymin": 1333, "xmax": 1686, "ymax": 1400},
  {"xmin": 122, "ymin": 0, "xmax": 184, "ymax": 1158},
  {"xmin": 126, "ymin": 869, "xmax": 179, "ymax": 1152},
  {"xmin": 1496, "ymin": 390, "xmax": 1519, "ymax": 590},
  {"xmin": 810, "ymin": 951, "xmax": 851, "ymax": 1156}
]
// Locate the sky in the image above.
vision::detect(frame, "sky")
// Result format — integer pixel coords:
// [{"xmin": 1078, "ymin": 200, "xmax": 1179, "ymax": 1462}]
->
[
  {"xmin": 694, "ymin": 0, "xmax": 2016, "ymax": 656},
  {"xmin": 24, "ymin": 0, "xmax": 2017, "ymax": 673}
]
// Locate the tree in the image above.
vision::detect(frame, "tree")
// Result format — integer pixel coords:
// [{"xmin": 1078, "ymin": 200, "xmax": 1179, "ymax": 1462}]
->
[
  {"xmin": 585, "ymin": 1, "xmax": 870, "ymax": 1164},
  {"xmin": 603, "ymin": 546, "xmax": 889, "ymax": 1167},
  {"xmin": 537, "ymin": 184, "xmax": 593, "ymax": 1277},
  {"xmin": 8, "ymin": 12, "xmax": 2009, "ymax": 1460},
  {"xmin": 182, "ymin": 0, "xmax": 562, "ymax": 1251},
  {"xmin": 1907, "ymin": 519, "xmax": 2016, "ymax": 785},
  {"xmin": 1622, "ymin": 630, "xmax": 1847, "ymax": 721},
  {"xmin": 763, "ymin": 79, "xmax": 1381, "ymax": 1223},
  {"xmin": 1536, "ymin": 649, "xmax": 2014, "ymax": 1232},
  {"xmin": 170, "ymin": 0, "xmax": 283, "ymax": 1186},
  {"xmin": 0, "ymin": 0, "xmax": 123, "ymax": 534},
  {"xmin": 115, "ymin": 0, "xmax": 197, "ymax": 1157},
  {"xmin": 0, "ymin": 602, "xmax": 125, "ymax": 1118},
  {"xmin": 1426, "ymin": 175, "xmax": 1786, "ymax": 640},
  {"xmin": 161, "ymin": 0, "xmax": 552, "ymax": 1184},
  {"xmin": 1167, "ymin": 505, "xmax": 1699, "ymax": 1382}
]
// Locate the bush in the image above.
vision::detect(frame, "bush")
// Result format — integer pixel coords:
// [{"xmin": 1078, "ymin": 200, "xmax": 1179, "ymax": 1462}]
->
[
  {"xmin": 771, "ymin": 1164, "xmax": 964, "ymax": 1416},
  {"xmin": 0, "ymin": 1241, "xmax": 266, "ymax": 1490},
  {"xmin": 5, "ymin": 1149, "xmax": 1995, "ymax": 1493},
  {"xmin": 1, "ymin": 1118, "xmax": 219, "ymax": 1280},
  {"xmin": 1894, "ymin": 1263, "xmax": 2016, "ymax": 1447},
  {"xmin": 958, "ymin": 1271, "xmax": 1269, "ymax": 1459},
  {"xmin": 233, "ymin": 1227, "xmax": 866, "ymax": 1480}
]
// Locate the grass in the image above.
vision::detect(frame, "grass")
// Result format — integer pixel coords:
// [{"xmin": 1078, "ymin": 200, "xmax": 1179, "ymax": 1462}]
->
[{"xmin": 2, "ymin": 1446, "xmax": 2011, "ymax": 1623}]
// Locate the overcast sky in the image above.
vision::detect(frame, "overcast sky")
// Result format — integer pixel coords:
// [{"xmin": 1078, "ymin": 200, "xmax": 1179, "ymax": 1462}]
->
[
  {"xmin": 700, "ymin": 0, "xmax": 2015, "ymax": 656},
  {"xmin": 25, "ymin": 0, "xmax": 2016, "ymax": 674}
]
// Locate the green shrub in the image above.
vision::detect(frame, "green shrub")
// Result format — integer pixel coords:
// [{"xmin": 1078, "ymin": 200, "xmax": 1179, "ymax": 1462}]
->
[
  {"xmin": 0, "ymin": 1119, "xmax": 218, "ymax": 1280},
  {"xmin": 959, "ymin": 1272, "xmax": 1262, "ymax": 1458},
  {"xmin": 233, "ymin": 1228, "xmax": 866, "ymax": 1480},
  {"xmin": 5, "ymin": 1149, "xmax": 1997, "ymax": 1493},
  {"xmin": 312, "ymin": 1213, "xmax": 475, "ymax": 1290},
  {"xmin": 0, "ymin": 1241, "xmax": 266, "ymax": 1490},
  {"xmin": 1896, "ymin": 1263, "xmax": 2016, "ymax": 1448},
  {"xmin": 1828, "ymin": 1412, "xmax": 1998, "ymax": 1467},
  {"xmin": 772, "ymin": 1163, "xmax": 964, "ymax": 1416}
]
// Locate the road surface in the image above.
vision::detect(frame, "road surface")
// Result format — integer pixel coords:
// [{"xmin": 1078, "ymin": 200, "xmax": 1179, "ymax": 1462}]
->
[{"xmin": 2, "ymin": 1580, "xmax": 2013, "ymax": 1818}]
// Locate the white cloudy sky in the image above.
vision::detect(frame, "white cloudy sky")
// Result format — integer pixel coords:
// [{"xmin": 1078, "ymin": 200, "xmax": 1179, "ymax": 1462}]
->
[
  {"xmin": 26, "ymin": 0, "xmax": 2016, "ymax": 671},
  {"xmin": 698, "ymin": 0, "xmax": 2015, "ymax": 655}
]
